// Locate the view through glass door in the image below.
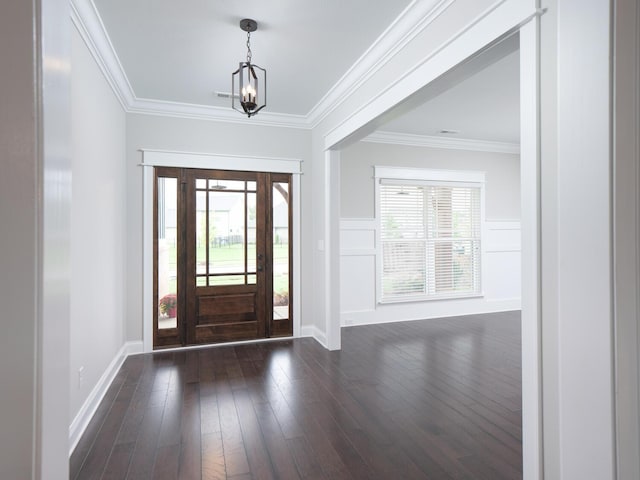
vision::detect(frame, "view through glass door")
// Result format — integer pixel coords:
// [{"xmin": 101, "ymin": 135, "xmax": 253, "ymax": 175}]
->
[{"xmin": 154, "ymin": 167, "xmax": 292, "ymax": 348}]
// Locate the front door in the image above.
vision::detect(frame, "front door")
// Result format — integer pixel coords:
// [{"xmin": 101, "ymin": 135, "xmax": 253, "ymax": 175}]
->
[{"xmin": 153, "ymin": 167, "xmax": 293, "ymax": 348}]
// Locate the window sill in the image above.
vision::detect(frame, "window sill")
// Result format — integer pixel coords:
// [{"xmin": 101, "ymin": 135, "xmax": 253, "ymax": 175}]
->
[{"xmin": 377, "ymin": 293, "xmax": 484, "ymax": 305}]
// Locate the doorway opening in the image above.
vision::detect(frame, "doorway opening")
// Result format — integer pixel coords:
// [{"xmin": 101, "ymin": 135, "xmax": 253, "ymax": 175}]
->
[
  {"xmin": 153, "ymin": 167, "xmax": 293, "ymax": 348},
  {"xmin": 323, "ymin": 21, "xmax": 540, "ymax": 475}
]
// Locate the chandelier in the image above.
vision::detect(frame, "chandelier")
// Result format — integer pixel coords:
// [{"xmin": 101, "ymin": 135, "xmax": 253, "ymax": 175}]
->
[{"xmin": 231, "ymin": 19, "xmax": 266, "ymax": 117}]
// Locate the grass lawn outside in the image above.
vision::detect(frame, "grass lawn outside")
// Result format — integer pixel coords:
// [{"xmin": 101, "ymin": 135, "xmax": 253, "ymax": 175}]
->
[{"xmin": 165, "ymin": 243, "xmax": 290, "ymax": 293}]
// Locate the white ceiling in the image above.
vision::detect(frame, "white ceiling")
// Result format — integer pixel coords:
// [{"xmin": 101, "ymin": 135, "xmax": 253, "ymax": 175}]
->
[
  {"xmin": 92, "ymin": 0, "xmax": 413, "ymax": 116},
  {"xmin": 380, "ymin": 48, "xmax": 520, "ymax": 144},
  {"xmin": 89, "ymin": 0, "xmax": 519, "ymax": 143}
]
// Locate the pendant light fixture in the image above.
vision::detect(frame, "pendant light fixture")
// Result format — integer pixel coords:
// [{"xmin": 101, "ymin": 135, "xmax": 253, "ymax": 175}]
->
[{"xmin": 231, "ymin": 18, "xmax": 266, "ymax": 118}]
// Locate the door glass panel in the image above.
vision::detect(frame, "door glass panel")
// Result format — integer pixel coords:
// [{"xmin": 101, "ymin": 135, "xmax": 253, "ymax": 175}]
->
[
  {"xmin": 273, "ymin": 182, "xmax": 289, "ymax": 320},
  {"xmin": 209, "ymin": 191, "xmax": 245, "ymax": 277},
  {"xmin": 195, "ymin": 190, "xmax": 206, "ymax": 274},
  {"xmin": 247, "ymin": 192, "xmax": 257, "ymax": 274},
  {"xmin": 196, "ymin": 178, "xmax": 257, "ymax": 288},
  {"xmin": 157, "ymin": 177, "xmax": 178, "ymax": 329},
  {"xmin": 209, "ymin": 274, "xmax": 245, "ymax": 285},
  {"xmin": 208, "ymin": 179, "xmax": 245, "ymax": 190}
]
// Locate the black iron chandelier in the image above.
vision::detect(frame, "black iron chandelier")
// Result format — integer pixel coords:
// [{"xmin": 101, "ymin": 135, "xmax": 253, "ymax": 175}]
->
[{"xmin": 232, "ymin": 19, "xmax": 266, "ymax": 118}]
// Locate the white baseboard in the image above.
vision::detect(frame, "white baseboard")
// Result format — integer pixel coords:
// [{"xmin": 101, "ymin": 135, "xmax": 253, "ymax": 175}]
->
[
  {"xmin": 301, "ymin": 325, "xmax": 328, "ymax": 348},
  {"xmin": 341, "ymin": 298, "xmax": 522, "ymax": 327},
  {"xmin": 485, "ymin": 297, "xmax": 521, "ymax": 311},
  {"xmin": 69, "ymin": 340, "xmax": 142, "ymax": 456}
]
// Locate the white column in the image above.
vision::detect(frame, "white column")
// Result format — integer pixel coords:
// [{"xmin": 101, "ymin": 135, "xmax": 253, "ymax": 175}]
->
[{"xmin": 520, "ymin": 16, "xmax": 543, "ymax": 480}]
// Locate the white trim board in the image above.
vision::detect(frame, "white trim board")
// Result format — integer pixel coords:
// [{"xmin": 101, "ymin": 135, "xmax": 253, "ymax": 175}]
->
[
  {"xmin": 68, "ymin": 341, "xmax": 143, "ymax": 456},
  {"xmin": 323, "ymin": 1, "xmax": 539, "ymax": 150},
  {"xmin": 128, "ymin": 98, "xmax": 309, "ymax": 130},
  {"xmin": 341, "ymin": 300, "xmax": 521, "ymax": 327},
  {"xmin": 364, "ymin": 131, "xmax": 520, "ymax": 154},
  {"xmin": 518, "ymin": 17, "xmax": 542, "ymax": 480},
  {"xmin": 306, "ymin": 0, "xmax": 457, "ymax": 127},
  {"xmin": 300, "ymin": 325, "xmax": 328, "ymax": 349},
  {"xmin": 374, "ymin": 165, "xmax": 486, "ymax": 183},
  {"xmin": 70, "ymin": 0, "xmax": 134, "ymax": 110},
  {"xmin": 141, "ymin": 150, "xmax": 303, "ymax": 352},
  {"xmin": 141, "ymin": 149, "xmax": 303, "ymax": 174}
]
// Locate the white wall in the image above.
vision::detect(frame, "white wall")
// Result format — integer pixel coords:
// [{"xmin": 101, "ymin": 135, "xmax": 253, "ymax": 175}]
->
[
  {"xmin": 340, "ymin": 141, "xmax": 520, "ymax": 219},
  {"xmin": 69, "ymin": 25, "xmax": 127, "ymax": 425},
  {"xmin": 125, "ymin": 115, "xmax": 312, "ymax": 344},
  {"xmin": 339, "ymin": 141, "xmax": 520, "ymax": 326}
]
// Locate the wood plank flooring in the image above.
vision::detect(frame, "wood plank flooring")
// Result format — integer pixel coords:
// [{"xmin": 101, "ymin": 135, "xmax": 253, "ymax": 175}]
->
[{"xmin": 70, "ymin": 312, "xmax": 522, "ymax": 479}]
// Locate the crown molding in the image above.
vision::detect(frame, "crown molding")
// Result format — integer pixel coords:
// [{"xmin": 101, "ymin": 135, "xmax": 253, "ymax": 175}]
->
[
  {"xmin": 364, "ymin": 131, "xmax": 520, "ymax": 154},
  {"xmin": 128, "ymin": 98, "xmax": 310, "ymax": 129},
  {"xmin": 70, "ymin": 0, "xmax": 135, "ymax": 109},
  {"xmin": 306, "ymin": 0, "xmax": 456, "ymax": 128}
]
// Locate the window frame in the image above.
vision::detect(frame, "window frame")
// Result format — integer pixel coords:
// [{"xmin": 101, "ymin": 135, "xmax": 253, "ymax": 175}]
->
[{"xmin": 374, "ymin": 166, "xmax": 486, "ymax": 304}]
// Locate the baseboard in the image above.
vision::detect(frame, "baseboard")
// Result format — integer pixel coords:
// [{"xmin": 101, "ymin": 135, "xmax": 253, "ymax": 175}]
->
[
  {"xmin": 484, "ymin": 297, "xmax": 521, "ymax": 311},
  {"xmin": 68, "ymin": 340, "xmax": 142, "ymax": 456},
  {"xmin": 301, "ymin": 325, "xmax": 328, "ymax": 348},
  {"xmin": 341, "ymin": 298, "xmax": 522, "ymax": 327}
]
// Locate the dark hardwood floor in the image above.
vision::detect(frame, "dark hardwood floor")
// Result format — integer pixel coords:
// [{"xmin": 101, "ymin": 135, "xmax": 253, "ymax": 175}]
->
[{"xmin": 70, "ymin": 312, "xmax": 522, "ymax": 479}]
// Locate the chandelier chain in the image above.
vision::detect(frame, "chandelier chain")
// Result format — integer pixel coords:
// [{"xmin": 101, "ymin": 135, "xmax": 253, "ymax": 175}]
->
[{"xmin": 246, "ymin": 31, "xmax": 252, "ymax": 63}]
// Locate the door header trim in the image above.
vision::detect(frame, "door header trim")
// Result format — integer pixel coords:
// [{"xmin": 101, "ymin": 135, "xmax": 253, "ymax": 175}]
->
[{"xmin": 140, "ymin": 149, "xmax": 302, "ymax": 174}]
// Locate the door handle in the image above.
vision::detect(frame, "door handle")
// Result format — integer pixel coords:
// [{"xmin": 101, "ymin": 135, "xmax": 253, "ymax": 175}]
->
[{"xmin": 257, "ymin": 264, "xmax": 263, "ymax": 272}]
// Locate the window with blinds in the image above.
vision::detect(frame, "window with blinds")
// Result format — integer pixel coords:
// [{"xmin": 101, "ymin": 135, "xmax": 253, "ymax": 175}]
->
[{"xmin": 378, "ymin": 178, "xmax": 482, "ymax": 302}]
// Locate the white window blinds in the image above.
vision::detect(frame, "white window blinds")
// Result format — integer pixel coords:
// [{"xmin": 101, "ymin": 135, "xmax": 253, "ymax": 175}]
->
[{"xmin": 379, "ymin": 181, "xmax": 482, "ymax": 302}]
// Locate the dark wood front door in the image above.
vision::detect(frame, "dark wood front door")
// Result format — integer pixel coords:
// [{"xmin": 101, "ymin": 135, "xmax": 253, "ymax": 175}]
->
[{"xmin": 153, "ymin": 167, "xmax": 293, "ymax": 348}]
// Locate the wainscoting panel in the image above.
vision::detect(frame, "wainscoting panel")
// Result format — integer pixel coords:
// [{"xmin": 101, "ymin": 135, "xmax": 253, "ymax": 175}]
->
[
  {"xmin": 340, "ymin": 218, "xmax": 521, "ymax": 326},
  {"xmin": 340, "ymin": 255, "xmax": 376, "ymax": 314},
  {"xmin": 485, "ymin": 221, "xmax": 522, "ymax": 302}
]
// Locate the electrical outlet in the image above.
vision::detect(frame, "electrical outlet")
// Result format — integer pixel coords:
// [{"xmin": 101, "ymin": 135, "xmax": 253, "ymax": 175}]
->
[{"xmin": 78, "ymin": 366, "xmax": 84, "ymax": 389}]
